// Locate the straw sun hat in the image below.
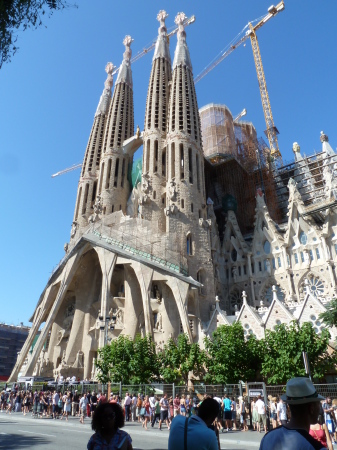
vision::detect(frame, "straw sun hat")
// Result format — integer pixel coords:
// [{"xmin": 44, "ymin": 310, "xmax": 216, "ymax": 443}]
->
[{"xmin": 280, "ymin": 377, "xmax": 325, "ymax": 405}]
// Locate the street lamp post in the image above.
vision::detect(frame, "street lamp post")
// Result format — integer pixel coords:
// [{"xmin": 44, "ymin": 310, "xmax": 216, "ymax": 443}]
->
[{"xmin": 99, "ymin": 314, "xmax": 117, "ymax": 346}]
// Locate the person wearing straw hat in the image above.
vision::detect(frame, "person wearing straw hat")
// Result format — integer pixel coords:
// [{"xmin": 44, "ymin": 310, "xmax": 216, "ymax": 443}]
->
[{"xmin": 259, "ymin": 377, "xmax": 326, "ymax": 449}]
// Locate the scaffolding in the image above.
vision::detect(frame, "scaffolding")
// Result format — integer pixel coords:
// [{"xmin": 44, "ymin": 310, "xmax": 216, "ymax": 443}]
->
[
  {"xmin": 201, "ymin": 104, "xmax": 282, "ymax": 235},
  {"xmin": 90, "ymin": 212, "xmax": 188, "ymax": 276}
]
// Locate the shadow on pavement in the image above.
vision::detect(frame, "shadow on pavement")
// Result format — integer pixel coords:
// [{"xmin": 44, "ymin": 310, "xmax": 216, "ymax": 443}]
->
[{"xmin": 0, "ymin": 434, "xmax": 50, "ymax": 449}]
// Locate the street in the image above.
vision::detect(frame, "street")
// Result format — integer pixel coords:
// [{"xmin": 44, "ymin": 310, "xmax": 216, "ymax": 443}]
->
[{"xmin": 0, "ymin": 412, "xmax": 264, "ymax": 449}]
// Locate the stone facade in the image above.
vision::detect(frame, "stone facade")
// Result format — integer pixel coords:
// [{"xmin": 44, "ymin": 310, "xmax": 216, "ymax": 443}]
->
[{"xmin": 9, "ymin": 12, "xmax": 337, "ymax": 383}]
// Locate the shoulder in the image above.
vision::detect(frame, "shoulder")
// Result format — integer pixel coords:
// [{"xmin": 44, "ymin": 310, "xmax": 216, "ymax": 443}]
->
[{"xmin": 116, "ymin": 429, "xmax": 132, "ymax": 444}]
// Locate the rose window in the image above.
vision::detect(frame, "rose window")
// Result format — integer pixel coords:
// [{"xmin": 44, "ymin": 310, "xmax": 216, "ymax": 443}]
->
[
  {"xmin": 229, "ymin": 290, "xmax": 242, "ymax": 312},
  {"xmin": 306, "ymin": 277, "xmax": 325, "ymax": 298}
]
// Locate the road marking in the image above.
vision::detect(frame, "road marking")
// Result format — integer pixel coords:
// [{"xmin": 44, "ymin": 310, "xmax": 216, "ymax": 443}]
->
[{"xmin": 18, "ymin": 429, "xmax": 56, "ymax": 438}]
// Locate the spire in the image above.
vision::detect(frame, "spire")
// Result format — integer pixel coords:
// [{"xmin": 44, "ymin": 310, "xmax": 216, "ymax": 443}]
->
[
  {"xmin": 116, "ymin": 35, "xmax": 133, "ymax": 87},
  {"xmin": 172, "ymin": 12, "xmax": 192, "ymax": 70},
  {"xmin": 153, "ymin": 10, "xmax": 171, "ymax": 62},
  {"xmin": 321, "ymin": 131, "xmax": 336, "ymax": 157},
  {"xmin": 95, "ymin": 62, "xmax": 115, "ymax": 117}
]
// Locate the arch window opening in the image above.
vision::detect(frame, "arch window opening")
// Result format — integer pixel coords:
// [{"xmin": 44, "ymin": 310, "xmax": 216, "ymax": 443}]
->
[
  {"xmin": 188, "ymin": 148, "xmax": 193, "ymax": 183},
  {"xmin": 91, "ymin": 181, "xmax": 97, "ymax": 204},
  {"xmin": 171, "ymin": 142, "xmax": 175, "ymax": 178},
  {"xmin": 154, "ymin": 140, "xmax": 158, "ymax": 173},
  {"xmin": 111, "ymin": 205, "xmax": 114, "ymax": 213},
  {"xmin": 153, "ymin": 191, "xmax": 156, "ymax": 200},
  {"xmin": 105, "ymin": 159, "xmax": 112, "ymax": 189},
  {"xmin": 162, "ymin": 147, "xmax": 166, "ymax": 178},
  {"xmin": 180, "ymin": 144, "xmax": 184, "ymax": 179},
  {"xmin": 82, "ymin": 183, "xmax": 89, "ymax": 214},
  {"xmin": 197, "ymin": 269, "xmax": 206, "ymax": 295},
  {"xmin": 187, "ymin": 233, "xmax": 192, "ymax": 256},
  {"xmin": 114, "ymin": 158, "xmax": 119, "ymax": 187},
  {"xmin": 316, "ymin": 248, "xmax": 320, "ymax": 259},
  {"xmin": 181, "ymin": 199, "xmax": 185, "ymax": 209}
]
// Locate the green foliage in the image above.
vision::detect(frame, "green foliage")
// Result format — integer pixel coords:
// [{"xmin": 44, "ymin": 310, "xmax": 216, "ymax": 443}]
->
[
  {"xmin": 0, "ymin": 0, "xmax": 75, "ymax": 68},
  {"xmin": 261, "ymin": 321, "xmax": 336, "ymax": 384},
  {"xmin": 159, "ymin": 334, "xmax": 206, "ymax": 384},
  {"xmin": 319, "ymin": 298, "xmax": 337, "ymax": 328},
  {"xmin": 204, "ymin": 323, "xmax": 263, "ymax": 384},
  {"xmin": 129, "ymin": 334, "xmax": 160, "ymax": 384},
  {"xmin": 96, "ymin": 335, "xmax": 134, "ymax": 384}
]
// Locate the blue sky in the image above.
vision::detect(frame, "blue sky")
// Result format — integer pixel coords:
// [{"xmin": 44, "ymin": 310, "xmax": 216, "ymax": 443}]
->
[{"xmin": 0, "ymin": 1, "xmax": 336, "ymax": 326}]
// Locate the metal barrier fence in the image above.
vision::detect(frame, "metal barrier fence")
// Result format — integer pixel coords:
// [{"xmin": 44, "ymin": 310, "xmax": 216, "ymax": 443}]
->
[
  {"xmin": 6, "ymin": 381, "xmax": 337, "ymax": 402},
  {"xmin": 121, "ymin": 384, "xmax": 174, "ymax": 399}
]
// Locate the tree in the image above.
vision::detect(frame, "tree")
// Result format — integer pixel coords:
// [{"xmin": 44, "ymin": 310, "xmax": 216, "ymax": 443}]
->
[
  {"xmin": 95, "ymin": 334, "xmax": 135, "ymax": 384},
  {"xmin": 129, "ymin": 334, "xmax": 161, "ymax": 384},
  {"xmin": 204, "ymin": 323, "xmax": 262, "ymax": 384},
  {"xmin": 0, "ymin": 0, "xmax": 75, "ymax": 69},
  {"xmin": 159, "ymin": 334, "xmax": 206, "ymax": 384},
  {"xmin": 261, "ymin": 321, "xmax": 337, "ymax": 384},
  {"xmin": 319, "ymin": 298, "xmax": 337, "ymax": 329}
]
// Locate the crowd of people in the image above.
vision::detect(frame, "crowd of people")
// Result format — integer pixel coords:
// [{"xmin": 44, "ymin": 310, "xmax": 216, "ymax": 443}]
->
[{"xmin": 2, "ymin": 379, "xmax": 337, "ymax": 449}]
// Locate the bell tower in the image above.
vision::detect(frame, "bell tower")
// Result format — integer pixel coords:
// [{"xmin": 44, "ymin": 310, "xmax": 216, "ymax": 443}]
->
[
  {"xmin": 165, "ymin": 13, "xmax": 215, "ymax": 319},
  {"xmin": 72, "ymin": 63, "xmax": 114, "ymax": 237},
  {"xmin": 140, "ymin": 11, "xmax": 172, "ymax": 231},
  {"xmin": 97, "ymin": 36, "xmax": 134, "ymax": 216}
]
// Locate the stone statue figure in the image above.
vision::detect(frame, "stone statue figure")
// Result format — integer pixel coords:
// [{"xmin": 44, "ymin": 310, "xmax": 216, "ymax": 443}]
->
[
  {"xmin": 70, "ymin": 221, "xmax": 77, "ymax": 238},
  {"xmin": 88, "ymin": 195, "xmax": 103, "ymax": 223},
  {"xmin": 168, "ymin": 179, "xmax": 176, "ymax": 201},
  {"xmin": 64, "ymin": 243, "xmax": 69, "ymax": 253},
  {"xmin": 265, "ymin": 259, "xmax": 271, "ymax": 275},
  {"xmin": 136, "ymin": 125, "xmax": 140, "ymax": 139}
]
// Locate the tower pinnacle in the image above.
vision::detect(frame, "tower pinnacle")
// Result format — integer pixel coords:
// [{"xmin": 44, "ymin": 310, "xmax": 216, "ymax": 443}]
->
[
  {"xmin": 116, "ymin": 36, "xmax": 133, "ymax": 87},
  {"xmin": 173, "ymin": 12, "xmax": 192, "ymax": 70},
  {"xmin": 95, "ymin": 62, "xmax": 115, "ymax": 117},
  {"xmin": 153, "ymin": 10, "xmax": 171, "ymax": 61}
]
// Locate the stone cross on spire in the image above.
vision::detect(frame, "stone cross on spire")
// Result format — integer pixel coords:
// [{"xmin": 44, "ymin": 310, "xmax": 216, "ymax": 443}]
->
[
  {"xmin": 95, "ymin": 62, "xmax": 115, "ymax": 117},
  {"xmin": 122, "ymin": 35, "xmax": 133, "ymax": 62},
  {"xmin": 175, "ymin": 12, "xmax": 187, "ymax": 39},
  {"xmin": 104, "ymin": 62, "xmax": 115, "ymax": 91},
  {"xmin": 157, "ymin": 10, "xmax": 168, "ymax": 33}
]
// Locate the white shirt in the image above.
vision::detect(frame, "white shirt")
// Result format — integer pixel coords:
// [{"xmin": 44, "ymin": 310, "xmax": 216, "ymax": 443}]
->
[
  {"xmin": 277, "ymin": 402, "xmax": 287, "ymax": 420},
  {"xmin": 52, "ymin": 393, "xmax": 59, "ymax": 405},
  {"xmin": 160, "ymin": 398, "xmax": 168, "ymax": 411},
  {"xmin": 124, "ymin": 395, "xmax": 131, "ymax": 406},
  {"xmin": 256, "ymin": 399, "xmax": 266, "ymax": 415},
  {"xmin": 232, "ymin": 400, "xmax": 236, "ymax": 412},
  {"xmin": 149, "ymin": 396, "xmax": 156, "ymax": 408},
  {"xmin": 80, "ymin": 397, "xmax": 88, "ymax": 408}
]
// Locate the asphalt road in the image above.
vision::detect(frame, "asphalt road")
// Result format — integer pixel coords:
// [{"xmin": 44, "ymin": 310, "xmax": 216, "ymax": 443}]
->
[{"xmin": 0, "ymin": 412, "xmax": 264, "ymax": 449}]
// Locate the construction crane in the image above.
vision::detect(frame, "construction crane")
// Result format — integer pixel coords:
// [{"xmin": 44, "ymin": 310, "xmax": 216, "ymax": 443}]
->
[
  {"xmin": 194, "ymin": 1, "xmax": 285, "ymax": 163},
  {"xmin": 51, "ymin": 14, "xmax": 195, "ymax": 178},
  {"xmin": 51, "ymin": 163, "xmax": 82, "ymax": 178},
  {"xmin": 233, "ymin": 108, "xmax": 247, "ymax": 123}
]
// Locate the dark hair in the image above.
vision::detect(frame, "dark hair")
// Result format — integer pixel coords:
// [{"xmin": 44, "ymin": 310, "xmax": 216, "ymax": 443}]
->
[
  {"xmin": 198, "ymin": 398, "xmax": 219, "ymax": 423},
  {"xmin": 91, "ymin": 402, "xmax": 124, "ymax": 433}
]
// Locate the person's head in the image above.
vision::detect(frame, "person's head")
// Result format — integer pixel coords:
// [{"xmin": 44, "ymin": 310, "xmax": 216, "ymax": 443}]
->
[
  {"xmin": 163, "ymin": 393, "xmax": 167, "ymax": 399},
  {"xmin": 126, "ymin": 392, "xmax": 129, "ymax": 397},
  {"xmin": 327, "ymin": 397, "xmax": 332, "ymax": 404},
  {"xmin": 231, "ymin": 397, "xmax": 235, "ymax": 401},
  {"xmin": 225, "ymin": 393, "xmax": 228, "ymax": 399},
  {"xmin": 257, "ymin": 395, "xmax": 261, "ymax": 400},
  {"xmin": 282, "ymin": 377, "xmax": 325, "ymax": 426},
  {"xmin": 175, "ymin": 394, "xmax": 179, "ymax": 398},
  {"xmin": 91, "ymin": 402, "xmax": 124, "ymax": 434},
  {"xmin": 198, "ymin": 398, "xmax": 220, "ymax": 426}
]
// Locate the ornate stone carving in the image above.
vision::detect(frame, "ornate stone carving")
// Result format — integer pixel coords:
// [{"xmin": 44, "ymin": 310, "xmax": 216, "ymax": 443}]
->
[
  {"xmin": 164, "ymin": 204, "xmax": 178, "ymax": 216},
  {"xmin": 72, "ymin": 350, "xmax": 84, "ymax": 369},
  {"xmin": 168, "ymin": 178, "xmax": 177, "ymax": 201},
  {"xmin": 64, "ymin": 243, "xmax": 69, "ymax": 253},
  {"xmin": 88, "ymin": 195, "xmax": 103, "ymax": 223}
]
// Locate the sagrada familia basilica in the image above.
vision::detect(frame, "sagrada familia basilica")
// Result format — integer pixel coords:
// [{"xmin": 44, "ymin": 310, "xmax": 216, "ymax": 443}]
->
[{"xmin": 9, "ymin": 11, "xmax": 337, "ymax": 381}]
